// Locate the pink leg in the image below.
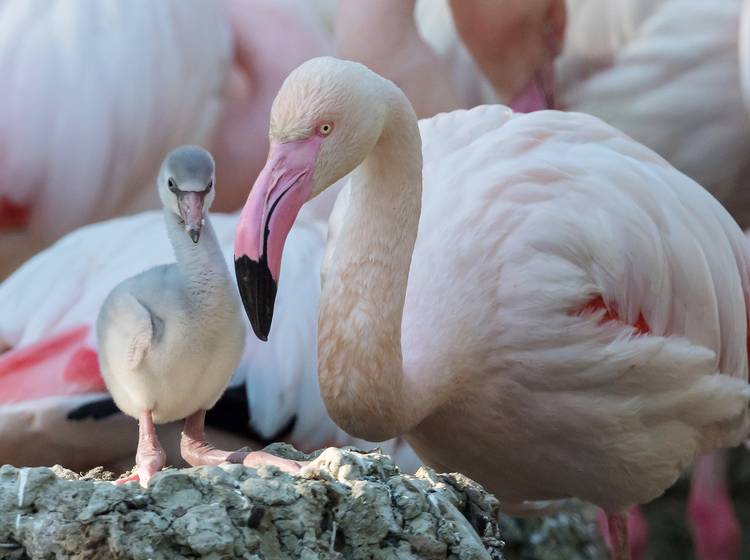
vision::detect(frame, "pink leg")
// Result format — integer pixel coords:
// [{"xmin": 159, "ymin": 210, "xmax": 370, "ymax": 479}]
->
[
  {"xmin": 116, "ymin": 410, "xmax": 166, "ymax": 488},
  {"xmin": 627, "ymin": 506, "xmax": 648, "ymax": 560},
  {"xmin": 597, "ymin": 507, "xmax": 647, "ymax": 560},
  {"xmin": 180, "ymin": 410, "xmax": 305, "ymax": 474},
  {"xmin": 608, "ymin": 512, "xmax": 632, "ymax": 560},
  {"xmin": 688, "ymin": 450, "xmax": 741, "ymax": 560}
]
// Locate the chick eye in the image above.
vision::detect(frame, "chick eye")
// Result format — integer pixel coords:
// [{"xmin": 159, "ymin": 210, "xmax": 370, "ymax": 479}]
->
[
  {"xmin": 206, "ymin": 180, "xmax": 213, "ymax": 192},
  {"xmin": 317, "ymin": 122, "xmax": 333, "ymax": 136},
  {"xmin": 168, "ymin": 178, "xmax": 178, "ymax": 193}
]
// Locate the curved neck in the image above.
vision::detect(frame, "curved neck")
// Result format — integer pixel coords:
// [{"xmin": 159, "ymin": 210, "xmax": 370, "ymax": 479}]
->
[
  {"xmin": 318, "ymin": 86, "xmax": 430, "ymax": 442},
  {"xmin": 336, "ymin": 0, "xmax": 416, "ymax": 54},
  {"xmin": 164, "ymin": 211, "xmax": 232, "ymax": 308},
  {"xmin": 335, "ymin": 0, "xmax": 463, "ymax": 118}
]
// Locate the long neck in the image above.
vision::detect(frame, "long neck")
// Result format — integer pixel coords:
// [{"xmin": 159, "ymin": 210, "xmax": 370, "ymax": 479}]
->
[
  {"xmin": 164, "ymin": 211, "xmax": 233, "ymax": 310},
  {"xmin": 336, "ymin": 0, "xmax": 416, "ymax": 56},
  {"xmin": 318, "ymin": 87, "xmax": 431, "ymax": 442}
]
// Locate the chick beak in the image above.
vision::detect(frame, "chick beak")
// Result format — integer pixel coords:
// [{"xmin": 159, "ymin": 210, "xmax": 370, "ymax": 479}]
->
[{"xmin": 179, "ymin": 191, "xmax": 205, "ymax": 244}]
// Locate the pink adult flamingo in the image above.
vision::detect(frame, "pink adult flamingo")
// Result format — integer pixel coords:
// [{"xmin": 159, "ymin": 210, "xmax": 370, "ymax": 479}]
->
[{"xmin": 234, "ymin": 57, "xmax": 750, "ymax": 560}]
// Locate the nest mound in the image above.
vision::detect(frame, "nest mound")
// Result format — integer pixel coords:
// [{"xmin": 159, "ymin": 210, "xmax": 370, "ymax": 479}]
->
[
  {"xmin": 0, "ymin": 444, "xmax": 605, "ymax": 559},
  {"xmin": 0, "ymin": 445, "xmax": 503, "ymax": 559}
]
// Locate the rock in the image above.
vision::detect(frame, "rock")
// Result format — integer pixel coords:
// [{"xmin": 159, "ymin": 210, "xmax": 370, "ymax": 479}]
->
[
  {"xmin": 0, "ymin": 445, "xmax": 607, "ymax": 559},
  {"xmin": 0, "ymin": 446, "xmax": 504, "ymax": 560},
  {"xmin": 498, "ymin": 508, "xmax": 606, "ymax": 560}
]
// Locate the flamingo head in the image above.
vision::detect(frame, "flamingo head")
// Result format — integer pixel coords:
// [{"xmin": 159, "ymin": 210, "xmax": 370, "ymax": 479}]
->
[
  {"xmin": 158, "ymin": 146, "xmax": 216, "ymax": 244},
  {"xmin": 452, "ymin": 0, "xmax": 566, "ymax": 111},
  {"xmin": 235, "ymin": 57, "xmax": 388, "ymax": 340}
]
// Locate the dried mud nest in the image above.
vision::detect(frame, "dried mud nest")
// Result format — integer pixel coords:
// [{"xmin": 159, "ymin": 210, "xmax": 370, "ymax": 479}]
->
[{"xmin": 0, "ymin": 445, "xmax": 604, "ymax": 559}]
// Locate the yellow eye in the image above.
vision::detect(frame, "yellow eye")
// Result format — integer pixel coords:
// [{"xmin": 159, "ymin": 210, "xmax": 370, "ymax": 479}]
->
[{"xmin": 318, "ymin": 122, "xmax": 333, "ymax": 136}]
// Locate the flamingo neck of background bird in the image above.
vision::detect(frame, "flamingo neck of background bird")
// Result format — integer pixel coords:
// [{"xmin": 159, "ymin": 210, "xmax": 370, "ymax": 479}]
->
[
  {"xmin": 164, "ymin": 210, "xmax": 233, "ymax": 309},
  {"xmin": 336, "ymin": 0, "xmax": 418, "ymax": 57},
  {"xmin": 317, "ymin": 84, "xmax": 433, "ymax": 442}
]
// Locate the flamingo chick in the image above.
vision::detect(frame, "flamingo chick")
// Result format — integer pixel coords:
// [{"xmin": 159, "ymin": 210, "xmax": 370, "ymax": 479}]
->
[
  {"xmin": 234, "ymin": 58, "xmax": 750, "ymax": 560},
  {"xmin": 97, "ymin": 146, "xmax": 301, "ymax": 486}
]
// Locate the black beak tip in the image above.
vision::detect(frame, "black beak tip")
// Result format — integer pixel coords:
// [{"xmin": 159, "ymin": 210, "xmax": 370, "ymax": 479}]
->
[
  {"xmin": 234, "ymin": 254, "xmax": 277, "ymax": 341},
  {"xmin": 189, "ymin": 229, "xmax": 200, "ymax": 243}
]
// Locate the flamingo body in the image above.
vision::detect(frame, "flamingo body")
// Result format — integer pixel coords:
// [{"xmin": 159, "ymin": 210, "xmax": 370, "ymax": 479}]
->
[
  {"xmin": 399, "ymin": 105, "xmax": 750, "ymax": 511},
  {"xmin": 558, "ymin": 0, "xmax": 750, "ymax": 204}
]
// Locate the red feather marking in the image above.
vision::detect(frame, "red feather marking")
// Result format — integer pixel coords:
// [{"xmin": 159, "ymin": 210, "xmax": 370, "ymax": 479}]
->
[
  {"xmin": 0, "ymin": 326, "xmax": 89, "ymax": 376},
  {"xmin": 0, "ymin": 196, "xmax": 30, "ymax": 229},
  {"xmin": 573, "ymin": 296, "xmax": 650, "ymax": 334},
  {"xmin": 64, "ymin": 347, "xmax": 106, "ymax": 392},
  {"xmin": 0, "ymin": 326, "xmax": 106, "ymax": 404}
]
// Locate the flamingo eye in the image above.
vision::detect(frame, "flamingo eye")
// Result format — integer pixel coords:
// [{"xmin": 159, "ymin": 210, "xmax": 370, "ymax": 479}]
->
[
  {"xmin": 168, "ymin": 178, "xmax": 178, "ymax": 193},
  {"xmin": 317, "ymin": 122, "xmax": 333, "ymax": 136}
]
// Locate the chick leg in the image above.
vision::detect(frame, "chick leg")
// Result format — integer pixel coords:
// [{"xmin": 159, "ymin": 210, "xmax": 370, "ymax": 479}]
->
[
  {"xmin": 115, "ymin": 410, "xmax": 166, "ymax": 487},
  {"xmin": 180, "ymin": 409, "xmax": 304, "ymax": 474}
]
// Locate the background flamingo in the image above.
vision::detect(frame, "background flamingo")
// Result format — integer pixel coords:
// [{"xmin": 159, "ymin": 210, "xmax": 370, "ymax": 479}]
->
[
  {"xmin": 334, "ymin": 0, "xmax": 492, "ymax": 119},
  {"xmin": 0, "ymin": 0, "xmax": 332, "ymax": 280},
  {"xmin": 351, "ymin": 0, "xmax": 749, "ymax": 222},
  {"xmin": 558, "ymin": 0, "xmax": 750, "ymax": 225}
]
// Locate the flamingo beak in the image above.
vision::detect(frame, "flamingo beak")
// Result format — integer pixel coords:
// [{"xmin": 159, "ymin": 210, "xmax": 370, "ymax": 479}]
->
[
  {"xmin": 178, "ymin": 192, "xmax": 206, "ymax": 244},
  {"xmin": 234, "ymin": 137, "xmax": 323, "ymax": 340},
  {"xmin": 508, "ymin": 59, "xmax": 556, "ymax": 112}
]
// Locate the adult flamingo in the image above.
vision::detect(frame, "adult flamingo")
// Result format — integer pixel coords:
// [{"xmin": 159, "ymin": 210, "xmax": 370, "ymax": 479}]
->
[
  {"xmin": 0, "ymin": 0, "xmax": 331, "ymax": 280},
  {"xmin": 234, "ymin": 57, "xmax": 750, "ymax": 560}
]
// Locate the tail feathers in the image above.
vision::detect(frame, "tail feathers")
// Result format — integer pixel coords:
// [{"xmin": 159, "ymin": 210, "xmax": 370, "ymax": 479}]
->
[
  {"xmin": 688, "ymin": 375, "xmax": 750, "ymax": 452},
  {"xmin": 0, "ymin": 325, "xmax": 106, "ymax": 404},
  {"xmin": 641, "ymin": 373, "xmax": 750, "ymax": 454}
]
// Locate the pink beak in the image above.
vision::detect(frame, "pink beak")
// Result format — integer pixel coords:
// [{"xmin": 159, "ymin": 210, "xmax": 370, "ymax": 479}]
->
[
  {"xmin": 234, "ymin": 136, "xmax": 323, "ymax": 340},
  {"xmin": 509, "ymin": 58, "xmax": 556, "ymax": 113},
  {"xmin": 178, "ymin": 191, "xmax": 207, "ymax": 243}
]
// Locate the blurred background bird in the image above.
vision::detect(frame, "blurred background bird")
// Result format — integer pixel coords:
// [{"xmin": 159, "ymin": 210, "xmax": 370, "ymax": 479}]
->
[{"xmin": 0, "ymin": 0, "xmax": 333, "ymax": 279}]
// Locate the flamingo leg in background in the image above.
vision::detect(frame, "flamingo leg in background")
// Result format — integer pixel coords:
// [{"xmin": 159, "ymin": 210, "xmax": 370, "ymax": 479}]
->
[
  {"xmin": 688, "ymin": 450, "xmax": 741, "ymax": 560},
  {"xmin": 116, "ymin": 410, "xmax": 166, "ymax": 487},
  {"xmin": 607, "ymin": 513, "xmax": 632, "ymax": 560},
  {"xmin": 598, "ymin": 507, "xmax": 646, "ymax": 560},
  {"xmin": 627, "ymin": 507, "xmax": 648, "ymax": 560},
  {"xmin": 181, "ymin": 409, "xmax": 305, "ymax": 474}
]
